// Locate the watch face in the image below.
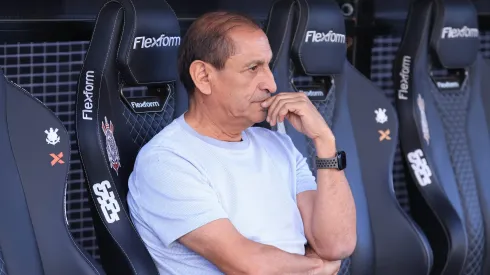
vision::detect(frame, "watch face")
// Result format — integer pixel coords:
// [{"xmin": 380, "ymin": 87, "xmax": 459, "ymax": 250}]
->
[{"xmin": 337, "ymin": 151, "xmax": 347, "ymax": 170}]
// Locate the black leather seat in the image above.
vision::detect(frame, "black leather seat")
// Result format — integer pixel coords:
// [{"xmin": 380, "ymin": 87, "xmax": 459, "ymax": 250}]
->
[
  {"xmin": 75, "ymin": 0, "xmax": 180, "ymax": 274},
  {"xmin": 393, "ymin": 0, "xmax": 490, "ymax": 274},
  {"xmin": 263, "ymin": 0, "xmax": 433, "ymax": 274},
  {"xmin": 0, "ymin": 69, "xmax": 105, "ymax": 275}
]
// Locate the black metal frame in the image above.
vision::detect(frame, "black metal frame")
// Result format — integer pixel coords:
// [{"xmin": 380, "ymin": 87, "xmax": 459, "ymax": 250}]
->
[
  {"xmin": 0, "ymin": 18, "xmax": 208, "ymax": 43},
  {"xmin": 0, "ymin": 20, "xmax": 94, "ymax": 43},
  {"xmin": 347, "ymin": 0, "xmax": 375, "ymax": 78}
]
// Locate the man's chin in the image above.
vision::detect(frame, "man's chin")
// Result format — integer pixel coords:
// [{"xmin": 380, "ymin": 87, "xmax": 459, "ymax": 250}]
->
[
  {"xmin": 251, "ymin": 111, "xmax": 268, "ymax": 124},
  {"xmin": 242, "ymin": 105, "xmax": 269, "ymax": 126}
]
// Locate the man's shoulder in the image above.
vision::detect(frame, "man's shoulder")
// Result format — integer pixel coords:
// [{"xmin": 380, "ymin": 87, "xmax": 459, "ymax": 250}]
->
[
  {"xmin": 151, "ymin": 118, "xmax": 187, "ymax": 143},
  {"xmin": 136, "ymin": 118, "xmax": 194, "ymax": 163}
]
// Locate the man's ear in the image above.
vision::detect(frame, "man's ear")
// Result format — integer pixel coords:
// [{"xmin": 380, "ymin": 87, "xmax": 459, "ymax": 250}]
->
[{"xmin": 189, "ymin": 60, "xmax": 213, "ymax": 95}]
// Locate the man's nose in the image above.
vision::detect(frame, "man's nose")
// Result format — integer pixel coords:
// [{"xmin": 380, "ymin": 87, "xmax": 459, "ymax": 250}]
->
[{"xmin": 262, "ymin": 66, "xmax": 277, "ymax": 94}]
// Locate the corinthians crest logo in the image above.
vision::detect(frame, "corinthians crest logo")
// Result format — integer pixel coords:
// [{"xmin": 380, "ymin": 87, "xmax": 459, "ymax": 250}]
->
[{"xmin": 101, "ymin": 116, "xmax": 121, "ymax": 175}]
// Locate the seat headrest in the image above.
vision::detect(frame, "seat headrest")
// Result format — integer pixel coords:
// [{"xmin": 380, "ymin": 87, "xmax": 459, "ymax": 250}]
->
[
  {"xmin": 430, "ymin": 0, "xmax": 479, "ymax": 69},
  {"xmin": 291, "ymin": 0, "xmax": 346, "ymax": 75},
  {"xmin": 116, "ymin": 0, "xmax": 181, "ymax": 86}
]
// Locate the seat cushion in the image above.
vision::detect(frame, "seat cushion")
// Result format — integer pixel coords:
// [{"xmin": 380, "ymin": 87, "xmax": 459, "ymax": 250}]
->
[
  {"xmin": 264, "ymin": 1, "xmax": 432, "ymax": 274},
  {"xmin": 0, "ymin": 70, "xmax": 104, "ymax": 275},
  {"xmin": 392, "ymin": 0, "xmax": 490, "ymax": 274},
  {"xmin": 75, "ymin": 0, "xmax": 180, "ymax": 274}
]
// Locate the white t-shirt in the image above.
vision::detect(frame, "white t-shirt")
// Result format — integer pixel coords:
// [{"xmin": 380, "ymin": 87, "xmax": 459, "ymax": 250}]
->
[{"xmin": 127, "ymin": 114, "xmax": 317, "ymax": 274}]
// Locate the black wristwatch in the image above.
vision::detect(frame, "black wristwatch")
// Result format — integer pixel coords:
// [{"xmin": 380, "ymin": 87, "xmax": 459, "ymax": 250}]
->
[{"xmin": 315, "ymin": 151, "xmax": 346, "ymax": 171}]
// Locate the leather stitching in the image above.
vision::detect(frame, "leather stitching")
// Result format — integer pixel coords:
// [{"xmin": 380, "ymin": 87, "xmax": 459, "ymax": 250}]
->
[{"xmin": 78, "ymin": 6, "xmax": 138, "ymax": 274}]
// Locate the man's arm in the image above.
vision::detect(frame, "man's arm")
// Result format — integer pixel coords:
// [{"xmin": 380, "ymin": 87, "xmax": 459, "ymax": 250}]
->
[
  {"xmin": 305, "ymin": 244, "xmax": 341, "ymax": 275},
  {"xmin": 297, "ymin": 135, "xmax": 357, "ymax": 261},
  {"xmin": 131, "ymin": 148, "xmax": 323, "ymax": 275},
  {"xmin": 179, "ymin": 219, "xmax": 324, "ymax": 275},
  {"xmin": 261, "ymin": 92, "xmax": 357, "ymax": 261}
]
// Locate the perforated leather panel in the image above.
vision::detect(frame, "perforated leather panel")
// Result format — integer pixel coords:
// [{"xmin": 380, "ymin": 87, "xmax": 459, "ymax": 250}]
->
[
  {"xmin": 307, "ymin": 86, "xmax": 337, "ymax": 174},
  {"xmin": 0, "ymin": 247, "xmax": 6, "ymax": 275},
  {"xmin": 431, "ymin": 84, "xmax": 484, "ymax": 275},
  {"xmin": 121, "ymin": 87, "xmax": 175, "ymax": 148},
  {"xmin": 291, "ymin": 76, "xmax": 337, "ymax": 174},
  {"xmin": 338, "ymin": 253, "xmax": 351, "ymax": 275},
  {"xmin": 371, "ymin": 31, "xmax": 490, "ymax": 275},
  {"xmin": 370, "ymin": 32, "xmax": 490, "ymax": 215}
]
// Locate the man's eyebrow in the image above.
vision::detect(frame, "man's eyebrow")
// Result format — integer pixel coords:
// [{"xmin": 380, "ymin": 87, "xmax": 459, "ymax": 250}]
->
[
  {"xmin": 245, "ymin": 60, "xmax": 265, "ymax": 67},
  {"xmin": 244, "ymin": 56, "xmax": 274, "ymax": 67}
]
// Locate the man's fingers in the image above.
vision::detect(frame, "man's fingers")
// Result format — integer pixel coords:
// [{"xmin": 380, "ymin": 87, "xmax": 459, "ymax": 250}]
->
[
  {"xmin": 277, "ymin": 107, "xmax": 290, "ymax": 123},
  {"xmin": 265, "ymin": 94, "xmax": 308, "ymax": 125},
  {"xmin": 268, "ymin": 97, "xmax": 291, "ymax": 125},
  {"xmin": 274, "ymin": 102, "xmax": 303, "ymax": 126},
  {"xmin": 261, "ymin": 93, "xmax": 286, "ymax": 112},
  {"xmin": 261, "ymin": 92, "xmax": 306, "ymax": 108},
  {"xmin": 269, "ymin": 99, "xmax": 303, "ymax": 126}
]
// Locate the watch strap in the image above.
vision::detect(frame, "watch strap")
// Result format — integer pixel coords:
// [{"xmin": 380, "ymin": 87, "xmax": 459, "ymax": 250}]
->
[
  {"xmin": 315, "ymin": 151, "xmax": 346, "ymax": 170},
  {"xmin": 316, "ymin": 156, "xmax": 339, "ymax": 169}
]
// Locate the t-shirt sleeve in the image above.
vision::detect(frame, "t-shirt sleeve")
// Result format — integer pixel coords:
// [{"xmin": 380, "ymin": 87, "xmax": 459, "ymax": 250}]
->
[
  {"xmin": 293, "ymin": 142, "xmax": 317, "ymax": 195},
  {"xmin": 130, "ymin": 148, "xmax": 228, "ymax": 248}
]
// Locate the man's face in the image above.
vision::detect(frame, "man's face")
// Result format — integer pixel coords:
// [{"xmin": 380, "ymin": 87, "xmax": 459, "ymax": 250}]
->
[{"xmin": 209, "ymin": 26, "xmax": 277, "ymax": 125}]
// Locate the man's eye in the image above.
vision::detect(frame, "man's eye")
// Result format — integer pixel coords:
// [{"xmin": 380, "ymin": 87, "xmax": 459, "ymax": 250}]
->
[{"xmin": 249, "ymin": 65, "xmax": 258, "ymax": 71}]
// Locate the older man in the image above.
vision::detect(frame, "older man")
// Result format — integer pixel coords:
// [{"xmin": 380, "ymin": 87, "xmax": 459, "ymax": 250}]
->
[{"xmin": 127, "ymin": 11, "xmax": 356, "ymax": 275}]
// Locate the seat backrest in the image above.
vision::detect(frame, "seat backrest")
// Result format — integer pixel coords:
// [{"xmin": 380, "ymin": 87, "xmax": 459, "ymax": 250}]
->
[
  {"xmin": 393, "ymin": 0, "xmax": 490, "ymax": 274},
  {"xmin": 75, "ymin": 0, "xmax": 180, "ymax": 274},
  {"xmin": 265, "ymin": 0, "xmax": 432, "ymax": 274},
  {"xmin": 0, "ymin": 70, "xmax": 105, "ymax": 275}
]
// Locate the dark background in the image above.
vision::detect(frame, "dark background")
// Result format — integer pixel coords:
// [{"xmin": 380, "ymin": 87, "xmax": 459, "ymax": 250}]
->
[
  {"xmin": 2, "ymin": 0, "xmax": 489, "ymax": 49},
  {"xmin": 1, "ymin": 0, "xmax": 490, "ymax": 19}
]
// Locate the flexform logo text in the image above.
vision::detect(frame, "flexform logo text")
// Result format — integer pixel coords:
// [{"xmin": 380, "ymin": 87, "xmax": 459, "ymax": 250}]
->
[
  {"xmin": 305, "ymin": 30, "xmax": 345, "ymax": 43},
  {"xmin": 133, "ymin": 34, "xmax": 181, "ymax": 49},
  {"xmin": 82, "ymin": 70, "xmax": 95, "ymax": 120},
  {"xmin": 441, "ymin": 26, "xmax": 479, "ymax": 39}
]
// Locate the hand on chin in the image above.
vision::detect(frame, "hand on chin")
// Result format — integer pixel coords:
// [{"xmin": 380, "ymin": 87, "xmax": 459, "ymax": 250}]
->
[{"xmin": 260, "ymin": 92, "xmax": 333, "ymax": 141}]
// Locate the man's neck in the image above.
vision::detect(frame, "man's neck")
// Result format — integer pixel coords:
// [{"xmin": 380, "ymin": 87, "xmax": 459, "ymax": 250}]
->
[{"xmin": 184, "ymin": 102, "xmax": 245, "ymax": 142}]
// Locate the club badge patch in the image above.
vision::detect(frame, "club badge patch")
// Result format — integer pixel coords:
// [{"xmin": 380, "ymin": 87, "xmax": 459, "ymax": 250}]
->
[
  {"xmin": 101, "ymin": 116, "xmax": 121, "ymax": 175},
  {"xmin": 45, "ymin": 127, "xmax": 60, "ymax": 145},
  {"xmin": 374, "ymin": 108, "xmax": 388, "ymax": 124}
]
